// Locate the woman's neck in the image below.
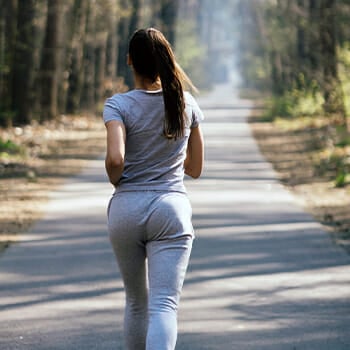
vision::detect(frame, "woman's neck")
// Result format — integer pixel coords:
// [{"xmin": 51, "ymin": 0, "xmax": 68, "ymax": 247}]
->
[{"xmin": 134, "ymin": 74, "xmax": 161, "ymax": 91}]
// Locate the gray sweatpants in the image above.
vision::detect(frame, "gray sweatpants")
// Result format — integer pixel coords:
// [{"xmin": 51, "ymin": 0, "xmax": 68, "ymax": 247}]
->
[{"xmin": 107, "ymin": 191, "xmax": 194, "ymax": 350}]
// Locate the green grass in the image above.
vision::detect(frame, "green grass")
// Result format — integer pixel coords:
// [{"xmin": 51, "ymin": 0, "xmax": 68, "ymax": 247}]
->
[
  {"xmin": 264, "ymin": 88, "xmax": 324, "ymax": 120},
  {"xmin": 0, "ymin": 138, "xmax": 21, "ymax": 154}
]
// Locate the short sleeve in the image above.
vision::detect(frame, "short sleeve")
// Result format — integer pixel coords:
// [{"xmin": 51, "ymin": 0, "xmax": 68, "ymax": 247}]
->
[
  {"xmin": 184, "ymin": 92, "xmax": 204, "ymax": 128},
  {"xmin": 103, "ymin": 95, "xmax": 124, "ymax": 125}
]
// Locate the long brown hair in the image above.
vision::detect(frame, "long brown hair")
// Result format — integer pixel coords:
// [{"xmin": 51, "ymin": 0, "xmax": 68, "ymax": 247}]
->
[{"xmin": 128, "ymin": 28, "xmax": 196, "ymax": 140}]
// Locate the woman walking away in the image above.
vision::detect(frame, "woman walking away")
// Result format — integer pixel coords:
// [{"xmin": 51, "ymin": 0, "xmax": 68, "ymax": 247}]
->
[{"xmin": 103, "ymin": 28, "xmax": 204, "ymax": 350}]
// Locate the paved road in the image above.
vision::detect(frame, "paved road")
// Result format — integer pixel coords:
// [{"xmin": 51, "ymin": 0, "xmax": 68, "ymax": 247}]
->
[{"xmin": 1, "ymin": 84, "xmax": 350, "ymax": 350}]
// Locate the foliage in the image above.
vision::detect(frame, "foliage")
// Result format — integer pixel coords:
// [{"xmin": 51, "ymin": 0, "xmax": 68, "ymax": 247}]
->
[
  {"xmin": 335, "ymin": 169, "xmax": 348, "ymax": 187},
  {"xmin": 265, "ymin": 79, "xmax": 324, "ymax": 119},
  {"xmin": 0, "ymin": 138, "xmax": 21, "ymax": 154},
  {"xmin": 338, "ymin": 44, "xmax": 350, "ymax": 119},
  {"xmin": 0, "ymin": 0, "xmax": 187, "ymax": 126},
  {"xmin": 175, "ymin": 21, "xmax": 208, "ymax": 89},
  {"xmin": 0, "ymin": 111, "xmax": 16, "ymax": 128},
  {"xmin": 236, "ymin": 0, "xmax": 350, "ymax": 128},
  {"xmin": 236, "ymin": 0, "xmax": 350, "ymax": 188},
  {"xmin": 317, "ymin": 147, "xmax": 350, "ymax": 188}
]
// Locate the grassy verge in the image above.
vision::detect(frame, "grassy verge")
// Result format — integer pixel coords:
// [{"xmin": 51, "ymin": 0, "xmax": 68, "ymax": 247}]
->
[
  {"xmin": 249, "ymin": 109, "xmax": 350, "ymax": 254},
  {"xmin": 0, "ymin": 115, "xmax": 106, "ymax": 253}
]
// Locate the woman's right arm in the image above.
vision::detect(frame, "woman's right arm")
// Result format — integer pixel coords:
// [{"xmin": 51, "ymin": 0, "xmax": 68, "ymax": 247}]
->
[
  {"xmin": 184, "ymin": 125, "xmax": 204, "ymax": 178},
  {"xmin": 105, "ymin": 120, "xmax": 126, "ymax": 186}
]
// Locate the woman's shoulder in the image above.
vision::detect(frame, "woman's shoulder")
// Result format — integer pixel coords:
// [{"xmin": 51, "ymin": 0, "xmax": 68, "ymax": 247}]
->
[
  {"xmin": 105, "ymin": 90, "xmax": 140, "ymax": 109},
  {"xmin": 184, "ymin": 91, "xmax": 203, "ymax": 111},
  {"xmin": 104, "ymin": 90, "xmax": 138, "ymax": 118},
  {"xmin": 184, "ymin": 91, "xmax": 204, "ymax": 124},
  {"xmin": 109, "ymin": 89, "xmax": 136, "ymax": 100},
  {"xmin": 184, "ymin": 90, "xmax": 194, "ymax": 101},
  {"xmin": 184, "ymin": 91, "xmax": 199, "ymax": 106}
]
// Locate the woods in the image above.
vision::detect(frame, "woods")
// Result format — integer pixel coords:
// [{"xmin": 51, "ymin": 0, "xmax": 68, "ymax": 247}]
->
[
  {"xmin": 1, "ymin": 0, "xmax": 350, "ymax": 256},
  {"xmin": 0, "ymin": 0, "xmax": 183, "ymax": 127},
  {"xmin": 2, "ymin": 0, "xmax": 350, "ymax": 129},
  {"xmin": 235, "ymin": 0, "xmax": 350, "ymax": 189},
  {"xmin": 236, "ymin": 0, "xmax": 350, "ymax": 128}
]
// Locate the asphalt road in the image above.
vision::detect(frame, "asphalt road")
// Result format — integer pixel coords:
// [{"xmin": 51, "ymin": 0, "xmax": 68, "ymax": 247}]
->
[{"xmin": 1, "ymin": 84, "xmax": 350, "ymax": 350}]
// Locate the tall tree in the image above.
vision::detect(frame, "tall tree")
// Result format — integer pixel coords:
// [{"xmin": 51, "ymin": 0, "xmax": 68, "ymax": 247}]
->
[
  {"xmin": 80, "ymin": 2, "xmax": 97, "ymax": 110},
  {"xmin": 12, "ymin": 0, "xmax": 37, "ymax": 125},
  {"xmin": 117, "ymin": 0, "xmax": 144, "ymax": 87},
  {"xmin": 39, "ymin": 0, "xmax": 63, "ymax": 120},
  {"xmin": 158, "ymin": 0, "xmax": 179, "ymax": 45},
  {"xmin": 106, "ymin": 2, "xmax": 119, "ymax": 81},
  {"xmin": 66, "ymin": 0, "xmax": 89, "ymax": 113},
  {"xmin": 320, "ymin": 0, "xmax": 346, "ymax": 118},
  {"xmin": 308, "ymin": 0, "xmax": 321, "ymax": 75},
  {"xmin": 0, "ymin": 0, "xmax": 17, "ymax": 126}
]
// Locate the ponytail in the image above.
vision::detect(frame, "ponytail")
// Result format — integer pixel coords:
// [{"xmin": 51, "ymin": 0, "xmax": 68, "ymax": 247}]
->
[{"xmin": 129, "ymin": 28, "xmax": 197, "ymax": 140}]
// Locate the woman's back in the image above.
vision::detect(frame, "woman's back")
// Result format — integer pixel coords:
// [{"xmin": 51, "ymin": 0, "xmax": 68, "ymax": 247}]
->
[{"xmin": 103, "ymin": 89, "xmax": 203, "ymax": 193}]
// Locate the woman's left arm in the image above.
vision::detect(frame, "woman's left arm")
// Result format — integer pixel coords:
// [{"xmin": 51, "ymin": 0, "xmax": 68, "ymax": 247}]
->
[{"xmin": 105, "ymin": 120, "xmax": 126, "ymax": 186}]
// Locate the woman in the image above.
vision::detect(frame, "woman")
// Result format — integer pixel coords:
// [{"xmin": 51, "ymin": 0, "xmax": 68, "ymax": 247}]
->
[{"xmin": 103, "ymin": 28, "xmax": 204, "ymax": 350}]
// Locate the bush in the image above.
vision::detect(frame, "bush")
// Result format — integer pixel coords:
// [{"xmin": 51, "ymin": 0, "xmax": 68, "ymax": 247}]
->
[
  {"xmin": 0, "ymin": 138, "xmax": 21, "ymax": 154},
  {"xmin": 265, "ymin": 76, "xmax": 324, "ymax": 120}
]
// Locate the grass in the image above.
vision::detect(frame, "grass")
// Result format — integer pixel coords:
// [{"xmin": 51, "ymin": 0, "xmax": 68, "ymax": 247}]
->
[
  {"xmin": 250, "ymin": 105, "xmax": 350, "ymax": 253},
  {"xmin": 0, "ymin": 115, "xmax": 106, "ymax": 253},
  {"xmin": 262, "ymin": 85, "xmax": 350, "ymax": 189},
  {"xmin": 0, "ymin": 138, "xmax": 22, "ymax": 154}
]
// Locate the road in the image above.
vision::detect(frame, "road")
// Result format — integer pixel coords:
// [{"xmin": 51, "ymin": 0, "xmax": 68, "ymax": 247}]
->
[{"xmin": 1, "ymin": 84, "xmax": 350, "ymax": 349}]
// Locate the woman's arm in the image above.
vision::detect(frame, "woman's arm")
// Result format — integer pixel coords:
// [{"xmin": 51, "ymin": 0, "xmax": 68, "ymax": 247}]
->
[
  {"xmin": 105, "ymin": 120, "xmax": 126, "ymax": 186},
  {"xmin": 184, "ymin": 125, "xmax": 204, "ymax": 178}
]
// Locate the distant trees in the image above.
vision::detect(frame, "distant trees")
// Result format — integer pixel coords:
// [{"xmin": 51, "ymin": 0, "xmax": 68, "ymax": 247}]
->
[
  {"xmin": 40, "ymin": 0, "xmax": 62, "ymax": 121},
  {"xmin": 236, "ymin": 0, "xmax": 350, "ymax": 126},
  {"xmin": 10, "ymin": 0, "xmax": 346, "ymax": 128},
  {"xmin": 0, "ymin": 0, "xmax": 180, "ymax": 126}
]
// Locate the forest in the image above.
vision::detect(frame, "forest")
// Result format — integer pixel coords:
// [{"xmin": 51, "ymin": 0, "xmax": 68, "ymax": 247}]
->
[
  {"xmin": 237, "ymin": 0, "xmax": 350, "ymax": 127},
  {"xmin": 1, "ymin": 0, "xmax": 166, "ymax": 125},
  {"xmin": 236, "ymin": 0, "xmax": 350, "ymax": 188},
  {"xmin": 1, "ymin": 0, "xmax": 350, "ymax": 247},
  {"xmin": 1, "ymin": 0, "xmax": 350, "ymax": 130},
  {"xmin": 0, "ymin": 0, "xmax": 216, "ymax": 127}
]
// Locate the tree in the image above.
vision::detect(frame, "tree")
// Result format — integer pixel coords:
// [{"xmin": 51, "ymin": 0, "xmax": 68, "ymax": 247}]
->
[
  {"xmin": 0, "ymin": 0, "xmax": 17, "ymax": 126},
  {"xmin": 319, "ymin": 0, "xmax": 346, "ymax": 118},
  {"xmin": 66, "ymin": 0, "xmax": 89, "ymax": 113},
  {"xmin": 12, "ymin": 0, "xmax": 37, "ymax": 125},
  {"xmin": 158, "ymin": 0, "xmax": 179, "ymax": 45},
  {"xmin": 39, "ymin": 0, "xmax": 63, "ymax": 121}
]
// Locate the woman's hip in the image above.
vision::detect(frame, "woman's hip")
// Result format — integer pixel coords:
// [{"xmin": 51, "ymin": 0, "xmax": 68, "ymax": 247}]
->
[{"xmin": 107, "ymin": 191, "xmax": 193, "ymax": 241}]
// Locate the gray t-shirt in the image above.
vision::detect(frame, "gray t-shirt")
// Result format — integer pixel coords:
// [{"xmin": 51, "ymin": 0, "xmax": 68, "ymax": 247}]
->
[{"xmin": 103, "ymin": 89, "xmax": 204, "ymax": 193}]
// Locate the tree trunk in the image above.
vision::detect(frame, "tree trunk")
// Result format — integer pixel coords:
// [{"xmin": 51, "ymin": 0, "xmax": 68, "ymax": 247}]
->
[
  {"xmin": 95, "ymin": 36, "xmax": 108, "ymax": 105},
  {"xmin": 117, "ymin": 4, "xmax": 131, "ymax": 85},
  {"xmin": 0, "ymin": 0, "xmax": 17, "ymax": 126},
  {"xmin": 106, "ymin": 21, "xmax": 118, "ymax": 80},
  {"xmin": 117, "ymin": 0, "xmax": 143, "ymax": 88},
  {"xmin": 66, "ymin": 0, "xmax": 88, "ymax": 113},
  {"xmin": 81, "ymin": 2, "xmax": 96, "ymax": 110},
  {"xmin": 129, "ymin": 0, "xmax": 143, "ymax": 34},
  {"xmin": 56, "ymin": 0, "xmax": 74, "ymax": 114},
  {"xmin": 159, "ymin": 0, "xmax": 179, "ymax": 46},
  {"xmin": 12, "ymin": 0, "xmax": 37, "ymax": 125},
  {"xmin": 308, "ymin": 0, "xmax": 321, "ymax": 72},
  {"xmin": 40, "ymin": 0, "xmax": 63, "ymax": 121},
  {"xmin": 319, "ymin": 0, "xmax": 346, "ymax": 119},
  {"xmin": 270, "ymin": 51, "xmax": 284, "ymax": 95},
  {"xmin": 296, "ymin": 0, "xmax": 307, "ymax": 78}
]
